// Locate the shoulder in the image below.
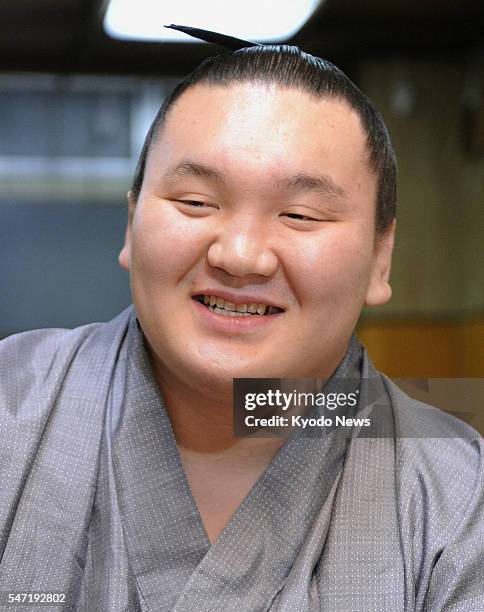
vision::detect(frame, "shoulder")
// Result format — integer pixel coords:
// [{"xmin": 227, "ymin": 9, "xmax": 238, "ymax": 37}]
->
[
  {"xmin": 382, "ymin": 374, "xmax": 481, "ymax": 440},
  {"xmin": 0, "ymin": 321, "xmax": 101, "ymax": 361},
  {"xmin": 380, "ymin": 374, "xmax": 484, "ymax": 603},
  {"xmin": 381, "ymin": 374, "xmax": 482, "ymax": 485},
  {"xmin": 381, "ymin": 374, "xmax": 482, "ymax": 506},
  {"xmin": 0, "ymin": 306, "xmax": 134, "ymax": 359},
  {"xmin": 0, "ymin": 306, "xmax": 133, "ymax": 411},
  {"xmin": 0, "ymin": 321, "xmax": 100, "ymax": 394},
  {"xmin": 0, "ymin": 323, "xmax": 97, "ymax": 402}
]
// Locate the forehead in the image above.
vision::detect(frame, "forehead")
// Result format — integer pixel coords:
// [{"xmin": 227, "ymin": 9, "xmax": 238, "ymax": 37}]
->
[{"xmin": 148, "ymin": 82, "xmax": 374, "ymax": 199}]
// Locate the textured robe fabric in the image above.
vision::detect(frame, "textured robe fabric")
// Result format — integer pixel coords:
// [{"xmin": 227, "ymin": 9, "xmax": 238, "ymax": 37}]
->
[{"xmin": 0, "ymin": 305, "xmax": 483, "ymax": 611}]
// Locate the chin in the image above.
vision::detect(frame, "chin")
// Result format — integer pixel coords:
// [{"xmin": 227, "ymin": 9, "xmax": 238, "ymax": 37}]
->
[{"xmin": 186, "ymin": 353, "xmax": 267, "ymax": 388}]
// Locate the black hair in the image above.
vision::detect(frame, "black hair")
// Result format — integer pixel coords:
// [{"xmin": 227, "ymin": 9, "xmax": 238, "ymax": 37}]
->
[{"xmin": 131, "ymin": 45, "xmax": 396, "ymax": 234}]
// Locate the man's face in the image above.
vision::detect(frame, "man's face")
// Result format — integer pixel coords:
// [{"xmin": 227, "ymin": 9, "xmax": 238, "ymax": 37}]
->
[{"xmin": 120, "ymin": 83, "xmax": 394, "ymax": 393}]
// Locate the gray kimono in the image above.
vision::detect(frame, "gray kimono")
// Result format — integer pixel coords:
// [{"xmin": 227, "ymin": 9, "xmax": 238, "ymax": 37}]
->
[{"xmin": 0, "ymin": 306, "xmax": 483, "ymax": 611}]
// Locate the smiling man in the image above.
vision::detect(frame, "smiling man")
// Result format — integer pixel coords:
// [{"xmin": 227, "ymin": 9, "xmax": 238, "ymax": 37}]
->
[{"xmin": 1, "ymin": 40, "xmax": 483, "ymax": 612}]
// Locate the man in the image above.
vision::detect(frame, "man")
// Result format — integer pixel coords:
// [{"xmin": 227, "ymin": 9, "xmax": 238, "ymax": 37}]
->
[{"xmin": 0, "ymin": 31, "xmax": 483, "ymax": 611}]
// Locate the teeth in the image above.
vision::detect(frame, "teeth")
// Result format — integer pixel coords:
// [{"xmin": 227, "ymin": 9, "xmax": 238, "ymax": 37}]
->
[
  {"xmin": 214, "ymin": 307, "xmax": 230, "ymax": 316},
  {"xmin": 199, "ymin": 295, "xmax": 281, "ymax": 316},
  {"xmin": 213, "ymin": 307, "xmax": 250, "ymax": 317}
]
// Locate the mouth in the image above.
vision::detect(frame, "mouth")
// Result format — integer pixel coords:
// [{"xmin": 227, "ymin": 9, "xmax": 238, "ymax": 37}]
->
[{"xmin": 192, "ymin": 294, "xmax": 285, "ymax": 317}]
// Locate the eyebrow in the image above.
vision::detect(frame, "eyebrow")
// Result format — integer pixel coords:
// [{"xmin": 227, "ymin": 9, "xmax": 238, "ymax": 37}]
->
[
  {"xmin": 277, "ymin": 173, "xmax": 346, "ymax": 199},
  {"xmin": 162, "ymin": 160, "xmax": 346, "ymax": 199},
  {"xmin": 162, "ymin": 161, "xmax": 224, "ymax": 185}
]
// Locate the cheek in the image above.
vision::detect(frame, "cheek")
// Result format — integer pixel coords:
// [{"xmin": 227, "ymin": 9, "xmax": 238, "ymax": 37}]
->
[
  {"xmin": 131, "ymin": 205, "xmax": 206, "ymax": 286},
  {"xmin": 285, "ymin": 228, "xmax": 374, "ymax": 306}
]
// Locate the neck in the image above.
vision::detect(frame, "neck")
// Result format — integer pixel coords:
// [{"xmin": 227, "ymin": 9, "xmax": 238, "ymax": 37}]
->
[
  {"xmin": 150, "ymin": 357, "xmax": 287, "ymax": 468},
  {"xmin": 144, "ymin": 334, "xmax": 357, "ymax": 461}
]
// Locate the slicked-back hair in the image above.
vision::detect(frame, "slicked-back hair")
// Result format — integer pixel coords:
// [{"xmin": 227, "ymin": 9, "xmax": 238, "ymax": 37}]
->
[{"xmin": 131, "ymin": 45, "xmax": 397, "ymax": 235}]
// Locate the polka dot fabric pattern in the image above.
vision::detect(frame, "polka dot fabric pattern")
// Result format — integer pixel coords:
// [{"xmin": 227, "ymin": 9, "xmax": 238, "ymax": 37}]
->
[{"xmin": 0, "ymin": 306, "xmax": 483, "ymax": 611}]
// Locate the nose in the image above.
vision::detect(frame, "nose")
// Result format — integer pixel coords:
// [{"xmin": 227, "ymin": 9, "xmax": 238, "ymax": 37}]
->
[{"xmin": 206, "ymin": 217, "xmax": 278, "ymax": 279}]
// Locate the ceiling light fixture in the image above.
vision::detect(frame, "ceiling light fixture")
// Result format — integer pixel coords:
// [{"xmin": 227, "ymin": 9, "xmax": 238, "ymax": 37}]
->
[{"xmin": 104, "ymin": 0, "xmax": 323, "ymax": 43}]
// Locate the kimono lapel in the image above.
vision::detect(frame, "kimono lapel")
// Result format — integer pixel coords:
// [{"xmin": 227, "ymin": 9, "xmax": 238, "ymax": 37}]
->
[
  {"xmin": 172, "ymin": 436, "xmax": 349, "ymax": 612},
  {"xmin": 314, "ymin": 353, "xmax": 406, "ymax": 610},
  {"xmin": 110, "ymin": 316, "xmax": 211, "ymax": 611}
]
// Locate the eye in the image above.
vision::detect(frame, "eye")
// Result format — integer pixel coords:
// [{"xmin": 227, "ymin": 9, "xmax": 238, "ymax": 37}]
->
[
  {"xmin": 179, "ymin": 200, "xmax": 208, "ymax": 208},
  {"xmin": 281, "ymin": 212, "xmax": 320, "ymax": 222}
]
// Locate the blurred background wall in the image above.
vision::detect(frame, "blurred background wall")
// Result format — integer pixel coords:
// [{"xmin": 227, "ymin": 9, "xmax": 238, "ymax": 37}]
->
[
  {"xmin": 0, "ymin": 0, "xmax": 482, "ymax": 429},
  {"xmin": 0, "ymin": 75, "xmax": 175, "ymax": 332},
  {"xmin": 358, "ymin": 58, "xmax": 483, "ymax": 379}
]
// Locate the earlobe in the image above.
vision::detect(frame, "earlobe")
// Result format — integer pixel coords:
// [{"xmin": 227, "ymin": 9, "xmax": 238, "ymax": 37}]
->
[
  {"xmin": 118, "ymin": 231, "xmax": 131, "ymax": 272},
  {"xmin": 364, "ymin": 219, "xmax": 396, "ymax": 307},
  {"xmin": 118, "ymin": 191, "xmax": 136, "ymax": 272}
]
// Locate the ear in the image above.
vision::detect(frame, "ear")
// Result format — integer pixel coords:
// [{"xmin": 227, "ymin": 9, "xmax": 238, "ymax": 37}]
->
[
  {"xmin": 118, "ymin": 191, "xmax": 136, "ymax": 272},
  {"xmin": 364, "ymin": 219, "xmax": 396, "ymax": 307}
]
